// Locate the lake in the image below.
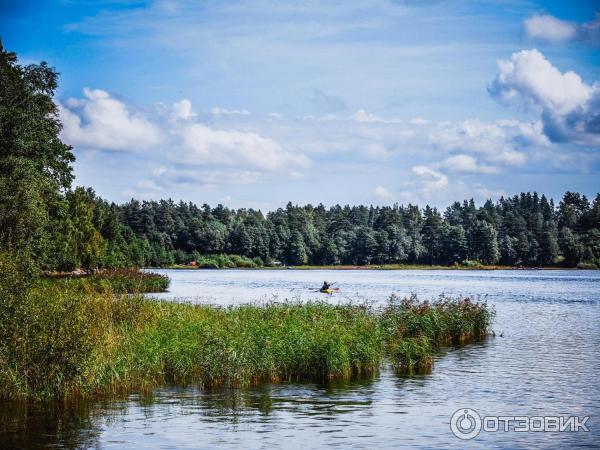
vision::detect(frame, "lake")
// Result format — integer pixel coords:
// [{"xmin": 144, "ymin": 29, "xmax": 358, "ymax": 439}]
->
[{"xmin": 2, "ymin": 269, "xmax": 599, "ymax": 449}]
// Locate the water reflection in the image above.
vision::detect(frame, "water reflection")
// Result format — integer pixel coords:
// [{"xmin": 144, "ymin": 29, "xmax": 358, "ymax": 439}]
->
[{"xmin": 0, "ymin": 401, "xmax": 103, "ymax": 450}]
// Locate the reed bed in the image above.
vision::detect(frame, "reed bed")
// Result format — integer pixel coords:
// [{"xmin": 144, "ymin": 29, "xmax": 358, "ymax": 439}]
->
[
  {"xmin": 45, "ymin": 268, "xmax": 170, "ymax": 294},
  {"xmin": 0, "ymin": 259, "xmax": 493, "ymax": 401}
]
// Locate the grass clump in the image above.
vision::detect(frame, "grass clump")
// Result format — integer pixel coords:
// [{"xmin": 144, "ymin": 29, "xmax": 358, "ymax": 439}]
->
[{"xmin": 381, "ymin": 294, "xmax": 494, "ymax": 373}]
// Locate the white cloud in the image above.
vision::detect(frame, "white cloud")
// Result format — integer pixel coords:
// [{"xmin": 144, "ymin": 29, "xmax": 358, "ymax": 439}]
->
[
  {"xmin": 172, "ymin": 99, "xmax": 196, "ymax": 120},
  {"xmin": 152, "ymin": 167, "xmax": 264, "ymax": 187},
  {"xmin": 60, "ymin": 88, "xmax": 163, "ymax": 151},
  {"xmin": 524, "ymin": 15, "xmax": 577, "ymax": 42},
  {"xmin": 224, "ymin": 107, "xmax": 551, "ymax": 176},
  {"xmin": 354, "ymin": 109, "xmax": 383, "ymax": 123},
  {"xmin": 395, "ymin": 165, "xmax": 451, "ymax": 205},
  {"xmin": 489, "ymin": 49, "xmax": 600, "ymax": 146},
  {"xmin": 428, "ymin": 118, "xmax": 531, "ymax": 169},
  {"xmin": 398, "ymin": 173, "xmax": 507, "ymax": 206},
  {"xmin": 374, "ymin": 185, "xmax": 393, "ymax": 200},
  {"xmin": 353, "ymin": 109, "xmax": 404, "ymax": 124},
  {"xmin": 62, "ymin": 83, "xmax": 597, "ymax": 207},
  {"xmin": 176, "ymin": 122, "xmax": 308, "ymax": 171},
  {"xmin": 412, "ymin": 165, "xmax": 448, "ymax": 189},
  {"xmin": 61, "ymin": 91, "xmax": 308, "ymax": 175},
  {"xmin": 524, "ymin": 13, "xmax": 600, "ymax": 45},
  {"xmin": 211, "ymin": 106, "xmax": 250, "ymax": 116},
  {"xmin": 439, "ymin": 154, "xmax": 498, "ymax": 174},
  {"xmin": 489, "ymin": 49, "xmax": 591, "ymax": 113},
  {"xmin": 408, "ymin": 117, "xmax": 429, "ymax": 125}
]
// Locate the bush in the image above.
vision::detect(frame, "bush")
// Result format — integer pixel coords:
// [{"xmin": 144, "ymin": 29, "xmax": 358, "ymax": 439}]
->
[
  {"xmin": 198, "ymin": 261, "xmax": 220, "ymax": 269},
  {"xmin": 229, "ymin": 254, "xmax": 256, "ymax": 268},
  {"xmin": 461, "ymin": 259, "xmax": 481, "ymax": 268},
  {"xmin": 252, "ymin": 256, "xmax": 264, "ymax": 267}
]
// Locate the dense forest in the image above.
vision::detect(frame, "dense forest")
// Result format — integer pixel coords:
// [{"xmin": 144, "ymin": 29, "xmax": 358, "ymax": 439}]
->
[
  {"xmin": 1, "ymin": 42, "xmax": 599, "ymax": 271},
  {"xmin": 44, "ymin": 189, "xmax": 600, "ymax": 269}
]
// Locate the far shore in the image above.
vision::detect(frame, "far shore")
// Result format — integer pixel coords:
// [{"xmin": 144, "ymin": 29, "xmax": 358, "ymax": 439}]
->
[{"xmin": 157, "ymin": 263, "xmax": 594, "ymax": 271}]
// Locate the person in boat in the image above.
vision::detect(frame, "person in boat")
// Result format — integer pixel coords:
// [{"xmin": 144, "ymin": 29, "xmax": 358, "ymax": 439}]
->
[{"xmin": 320, "ymin": 281, "xmax": 331, "ymax": 292}]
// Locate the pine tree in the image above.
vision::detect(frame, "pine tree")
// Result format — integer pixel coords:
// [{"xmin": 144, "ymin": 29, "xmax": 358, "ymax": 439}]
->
[{"xmin": 288, "ymin": 231, "xmax": 308, "ymax": 265}]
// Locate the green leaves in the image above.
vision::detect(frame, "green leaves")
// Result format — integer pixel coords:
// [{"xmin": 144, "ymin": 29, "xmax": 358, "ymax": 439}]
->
[{"xmin": 0, "ymin": 42, "xmax": 75, "ymax": 268}]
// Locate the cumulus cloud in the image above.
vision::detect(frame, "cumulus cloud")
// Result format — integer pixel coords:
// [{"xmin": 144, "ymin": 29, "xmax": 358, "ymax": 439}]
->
[
  {"xmin": 60, "ymin": 88, "xmax": 163, "ymax": 151},
  {"xmin": 176, "ymin": 122, "xmax": 308, "ymax": 171},
  {"xmin": 489, "ymin": 49, "xmax": 600, "ymax": 146},
  {"xmin": 438, "ymin": 154, "xmax": 498, "ymax": 174},
  {"xmin": 489, "ymin": 49, "xmax": 591, "ymax": 113},
  {"xmin": 394, "ymin": 165, "xmax": 452, "ymax": 205},
  {"xmin": 428, "ymin": 119, "xmax": 533, "ymax": 168},
  {"xmin": 61, "ymin": 91, "xmax": 307, "ymax": 173},
  {"xmin": 524, "ymin": 13, "xmax": 600, "ymax": 45},
  {"xmin": 411, "ymin": 165, "xmax": 448, "ymax": 189},
  {"xmin": 398, "ymin": 170, "xmax": 506, "ymax": 206},
  {"xmin": 252, "ymin": 107, "xmax": 552, "ymax": 175},
  {"xmin": 374, "ymin": 185, "xmax": 393, "ymax": 200},
  {"xmin": 172, "ymin": 99, "xmax": 196, "ymax": 120}
]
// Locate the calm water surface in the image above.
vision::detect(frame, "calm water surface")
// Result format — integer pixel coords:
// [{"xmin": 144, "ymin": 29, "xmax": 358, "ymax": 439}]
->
[{"xmin": 2, "ymin": 269, "xmax": 599, "ymax": 449}]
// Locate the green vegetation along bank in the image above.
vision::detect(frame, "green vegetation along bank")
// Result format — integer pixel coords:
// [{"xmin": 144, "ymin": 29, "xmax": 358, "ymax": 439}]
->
[
  {"xmin": 44, "ymin": 268, "xmax": 170, "ymax": 294},
  {"xmin": 0, "ymin": 257, "xmax": 493, "ymax": 401}
]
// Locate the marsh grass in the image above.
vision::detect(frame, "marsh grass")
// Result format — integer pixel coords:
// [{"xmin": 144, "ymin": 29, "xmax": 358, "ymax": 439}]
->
[
  {"xmin": 0, "ymin": 258, "xmax": 493, "ymax": 401},
  {"xmin": 381, "ymin": 294, "xmax": 494, "ymax": 373},
  {"xmin": 45, "ymin": 269, "xmax": 170, "ymax": 294}
]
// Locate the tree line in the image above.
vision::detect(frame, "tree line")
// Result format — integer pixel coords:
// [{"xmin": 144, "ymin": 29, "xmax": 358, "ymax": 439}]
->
[
  {"xmin": 1, "ymin": 42, "xmax": 599, "ymax": 271},
  {"xmin": 59, "ymin": 190, "xmax": 600, "ymax": 269}
]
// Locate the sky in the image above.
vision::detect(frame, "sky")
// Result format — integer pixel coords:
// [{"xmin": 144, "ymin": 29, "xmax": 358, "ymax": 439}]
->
[{"xmin": 2, "ymin": 0, "xmax": 599, "ymax": 209}]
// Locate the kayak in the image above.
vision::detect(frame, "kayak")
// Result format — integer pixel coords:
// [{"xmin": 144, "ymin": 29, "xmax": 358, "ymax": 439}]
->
[{"xmin": 319, "ymin": 288, "xmax": 339, "ymax": 294}]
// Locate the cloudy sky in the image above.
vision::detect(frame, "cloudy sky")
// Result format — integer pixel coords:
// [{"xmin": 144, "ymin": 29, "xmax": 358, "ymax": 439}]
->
[{"xmin": 2, "ymin": 0, "xmax": 599, "ymax": 209}]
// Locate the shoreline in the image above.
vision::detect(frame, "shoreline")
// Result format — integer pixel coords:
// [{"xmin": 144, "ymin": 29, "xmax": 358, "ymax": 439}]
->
[{"xmin": 156, "ymin": 264, "xmax": 591, "ymax": 271}]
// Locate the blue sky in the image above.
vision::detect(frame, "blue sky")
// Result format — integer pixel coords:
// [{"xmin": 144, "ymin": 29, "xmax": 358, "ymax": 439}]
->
[{"xmin": 2, "ymin": 0, "xmax": 599, "ymax": 208}]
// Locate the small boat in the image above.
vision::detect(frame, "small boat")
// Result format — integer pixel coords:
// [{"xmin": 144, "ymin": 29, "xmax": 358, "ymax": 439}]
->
[{"xmin": 319, "ymin": 288, "xmax": 340, "ymax": 294}]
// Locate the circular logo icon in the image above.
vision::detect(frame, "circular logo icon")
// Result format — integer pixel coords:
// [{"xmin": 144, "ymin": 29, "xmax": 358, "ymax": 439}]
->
[{"xmin": 450, "ymin": 408, "xmax": 482, "ymax": 440}]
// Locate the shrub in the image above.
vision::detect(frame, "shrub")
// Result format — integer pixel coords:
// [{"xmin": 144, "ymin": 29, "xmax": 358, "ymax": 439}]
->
[
  {"xmin": 198, "ymin": 261, "xmax": 219, "ymax": 269},
  {"xmin": 461, "ymin": 259, "xmax": 481, "ymax": 268}
]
